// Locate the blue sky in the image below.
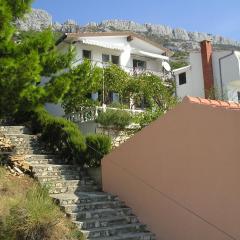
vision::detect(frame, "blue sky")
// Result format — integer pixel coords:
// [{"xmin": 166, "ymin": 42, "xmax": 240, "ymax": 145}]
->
[{"xmin": 32, "ymin": 0, "xmax": 240, "ymax": 40}]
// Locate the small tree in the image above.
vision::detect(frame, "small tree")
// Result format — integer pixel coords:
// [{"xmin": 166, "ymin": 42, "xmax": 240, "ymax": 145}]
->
[
  {"xmin": 0, "ymin": 1, "xmax": 74, "ymax": 119},
  {"xmin": 137, "ymin": 73, "xmax": 177, "ymax": 111},
  {"xmin": 62, "ymin": 60, "xmax": 103, "ymax": 114},
  {"xmin": 104, "ymin": 64, "xmax": 130, "ymax": 103}
]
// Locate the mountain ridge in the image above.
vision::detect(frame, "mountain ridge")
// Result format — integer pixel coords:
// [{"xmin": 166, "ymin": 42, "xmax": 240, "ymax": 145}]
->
[{"xmin": 15, "ymin": 8, "xmax": 240, "ymax": 51}]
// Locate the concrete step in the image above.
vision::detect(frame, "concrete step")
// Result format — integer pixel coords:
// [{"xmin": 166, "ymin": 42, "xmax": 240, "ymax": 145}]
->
[
  {"xmin": 63, "ymin": 200, "xmax": 126, "ymax": 213},
  {"xmin": 33, "ymin": 168, "xmax": 82, "ymax": 177},
  {"xmin": 36, "ymin": 175, "xmax": 84, "ymax": 182},
  {"xmin": 31, "ymin": 164, "xmax": 82, "ymax": 172},
  {"xmin": 25, "ymin": 154, "xmax": 58, "ymax": 160},
  {"xmin": 4, "ymin": 133, "xmax": 36, "ymax": 139},
  {"xmin": 81, "ymin": 223, "xmax": 146, "ymax": 239},
  {"xmin": 26, "ymin": 158, "xmax": 67, "ymax": 165},
  {"xmin": 68, "ymin": 207, "xmax": 132, "ymax": 221},
  {"xmin": 0, "ymin": 126, "xmax": 31, "ymax": 134},
  {"xmin": 15, "ymin": 149, "xmax": 51, "ymax": 155},
  {"xmin": 49, "ymin": 184, "xmax": 99, "ymax": 194},
  {"xmin": 46, "ymin": 179, "xmax": 95, "ymax": 188},
  {"xmin": 51, "ymin": 192, "xmax": 119, "ymax": 206},
  {"xmin": 87, "ymin": 232, "xmax": 156, "ymax": 240},
  {"xmin": 73, "ymin": 215, "xmax": 137, "ymax": 230}
]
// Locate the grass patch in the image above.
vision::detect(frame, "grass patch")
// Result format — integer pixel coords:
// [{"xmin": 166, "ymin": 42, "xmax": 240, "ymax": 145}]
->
[{"xmin": 0, "ymin": 166, "xmax": 83, "ymax": 240}]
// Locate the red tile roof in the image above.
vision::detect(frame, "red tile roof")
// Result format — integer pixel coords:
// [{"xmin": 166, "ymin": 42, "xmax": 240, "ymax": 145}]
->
[{"xmin": 183, "ymin": 96, "xmax": 240, "ymax": 109}]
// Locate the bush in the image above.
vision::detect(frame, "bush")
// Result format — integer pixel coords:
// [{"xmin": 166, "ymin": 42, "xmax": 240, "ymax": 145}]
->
[
  {"xmin": 30, "ymin": 106, "xmax": 86, "ymax": 165},
  {"xmin": 96, "ymin": 109, "xmax": 132, "ymax": 130},
  {"xmin": 3, "ymin": 184, "xmax": 61, "ymax": 240},
  {"xmin": 85, "ymin": 134, "xmax": 112, "ymax": 168},
  {"xmin": 108, "ymin": 102, "xmax": 129, "ymax": 109},
  {"xmin": 134, "ymin": 109, "xmax": 164, "ymax": 128}
]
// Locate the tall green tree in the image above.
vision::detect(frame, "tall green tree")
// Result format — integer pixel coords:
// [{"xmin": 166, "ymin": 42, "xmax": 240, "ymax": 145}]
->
[
  {"xmin": 62, "ymin": 60, "xmax": 102, "ymax": 114},
  {"xmin": 0, "ymin": 0, "xmax": 74, "ymax": 118}
]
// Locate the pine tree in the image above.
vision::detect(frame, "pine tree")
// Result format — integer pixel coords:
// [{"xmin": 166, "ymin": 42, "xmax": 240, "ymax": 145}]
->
[{"xmin": 0, "ymin": 0, "xmax": 74, "ymax": 118}]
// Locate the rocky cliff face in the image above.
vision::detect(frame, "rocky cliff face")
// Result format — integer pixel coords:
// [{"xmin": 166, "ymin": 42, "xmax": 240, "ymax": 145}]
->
[
  {"xmin": 15, "ymin": 9, "xmax": 52, "ymax": 31},
  {"xmin": 16, "ymin": 9, "xmax": 240, "ymax": 51}
]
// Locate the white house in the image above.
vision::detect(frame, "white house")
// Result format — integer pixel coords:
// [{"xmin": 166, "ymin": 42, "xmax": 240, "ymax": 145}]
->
[
  {"xmin": 173, "ymin": 40, "xmax": 240, "ymax": 102},
  {"xmin": 57, "ymin": 31, "xmax": 171, "ymax": 74},
  {"xmin": 46, "ymin": 31, "xmax": 172, "ymax": 116}
]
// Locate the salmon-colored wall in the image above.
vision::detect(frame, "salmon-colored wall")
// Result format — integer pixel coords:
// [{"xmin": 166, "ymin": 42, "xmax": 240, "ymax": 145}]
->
[{"xmin": 102, "ymin": 97, "xmax": 240, "ymax": 240}]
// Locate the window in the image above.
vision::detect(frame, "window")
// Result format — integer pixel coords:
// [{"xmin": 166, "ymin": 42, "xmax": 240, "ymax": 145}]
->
[
  {"xmin": 102, "ymin": 54, "xmax": 119, "ymax": 65},
  {"xmin": 133, "ymin": 59, "xmax": 146, "ymax": 70},
  {"xmin": 238, "ymin": 92, "xmax": 240, "ymax": 103},
  {"xmin": 102, "ymin": 54, "xmax": 110, "ymax": 63},
  {"xmin": 83, "ymin": 50, "xmax": 91, "ymax": 59},
  {"xmin": 179, "ymin": 72, "xmax": 187, "ymax": 85},
  {"xmin": 112, "ymin": 55, "xmax": 120, "ymax": 65}
]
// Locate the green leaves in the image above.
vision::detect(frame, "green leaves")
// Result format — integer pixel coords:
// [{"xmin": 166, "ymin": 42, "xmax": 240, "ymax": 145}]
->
[
  {"xmin": 62, "ymin": 59, "xmax": 102, "ymax": 114},
  {"xmin": 96, "ymin": 109, "xmax": 132, "ymax": 130},
  {"xmin": 85, "ymin": 134, "xmax": 112, "ymax": 168},
  {"xmin": 0, "ymin": 2, "xmax": 74, "ymax": 118},
  {"xmin": 104, "ymin": 63, "xmax": 130, "ymax": 97}
]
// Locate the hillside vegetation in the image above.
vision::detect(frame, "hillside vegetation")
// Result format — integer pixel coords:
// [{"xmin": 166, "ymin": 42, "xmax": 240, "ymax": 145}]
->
[{"xmin": 0, "ymin": 166, "xmax": 83, "ymax": 240}]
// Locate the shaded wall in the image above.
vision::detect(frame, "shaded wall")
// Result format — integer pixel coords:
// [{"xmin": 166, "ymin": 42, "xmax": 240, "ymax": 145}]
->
[{"xmin": 102, "ymin": 97, "xmax": 240, "ymax": 240}]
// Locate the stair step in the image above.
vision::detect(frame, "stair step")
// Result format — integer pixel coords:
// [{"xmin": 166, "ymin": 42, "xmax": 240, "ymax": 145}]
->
[
  {"xmin": 51, "ymin": 192, "xmax": 119, "ymax": 205},
  {"xmin": 73, "ymin": 215, "xmax": 137, "ymax": 230},
  {"xmin": 4, "ymin": 133, "xmax": 36, "ymax": 138},
  {"xmin": 31, "ymin": 164, "xmax": 82, "ymax": 172},
  {"xmin": 87, "ymin": 232, "xmax": 155, "ymax": 240},
  {"xmin": 15, "ymin": 149, "xmax": 51, "ymax": 155},
  {"xmin": 36, "ymin": 174, "xmax": 83, "ymax": 182},
  {"xmin": 34, "ymin": 169, "xmax": 82, "ymax": 177},
  {"xmin": 49, "ymin": 184, "xmax": 99, "ymax": 194},
  {"xmin": 68, "ymin": 207, "xmax": 132, "ymax": 221},
  {"xmin": 81, "ymin": 223, "xmax": 146, "ymax": 239},
  {"xmin": 1, "ymin": 126, "xmax": 156, "ymax": 239},
  {"xmin": 27, "ymin": 158, "xmax": 67, "ymax": 165},
  {"xmin": 63, "ymin": 200, "xmax": 125, "ymax": 213},
  {"xmin": 44, "ymin": 179, "xmax": 95, "ymax": 188},
  {"xmin": 0, "ymin": 126, "xmax": 31, "ymax": 134},
  {"xmin": 25, "ymin": 154, "xmax": 58, "ymax": 160}
]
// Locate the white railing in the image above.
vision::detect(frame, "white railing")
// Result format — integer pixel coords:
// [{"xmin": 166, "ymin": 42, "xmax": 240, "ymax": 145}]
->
[
  {"xmin": 65, "ymin": 105, "xmax": 145, "ymax": 124},
  {"xmin": 72, "ymin": 58, "xmax": 173, "ymax": 80}
]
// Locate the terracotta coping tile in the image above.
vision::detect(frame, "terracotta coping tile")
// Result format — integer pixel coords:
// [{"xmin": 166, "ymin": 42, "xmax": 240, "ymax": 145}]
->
[{"xmin": 183, "ymin": 96, "xmax": 240, "ymax": 110}]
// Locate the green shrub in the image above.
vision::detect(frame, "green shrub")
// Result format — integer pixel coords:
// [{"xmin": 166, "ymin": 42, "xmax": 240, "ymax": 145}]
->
[
  {"xmin": 85, "ymin": 134, "xmax": 112, "ymax": 167},
  {"xmin": 134, "ymin": 109, "xmax": 164, "ymax": 128},
  {"xmin": 96, "ymin": 109, "xmax": 132, "ymax": 129},
  {"xmin": 108, "ymin": 102, "xmax": 129, "ymax": 109},
  {"xmin": 30, "ymin": 106, "xmax": 86, "ymax": 165},
  {"xmin": 3, "ymin": 184, "xmax": 61, "ymax": 240}
]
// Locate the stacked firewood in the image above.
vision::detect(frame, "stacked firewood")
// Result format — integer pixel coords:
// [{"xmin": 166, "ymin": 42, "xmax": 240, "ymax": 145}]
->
[
  {"xmin": 8, "ymin": 155, "xmax": 31, "ymax": 173},
  {"xmin": 0, "ymin": 133, "xmax": 14, "ymax": 153}
]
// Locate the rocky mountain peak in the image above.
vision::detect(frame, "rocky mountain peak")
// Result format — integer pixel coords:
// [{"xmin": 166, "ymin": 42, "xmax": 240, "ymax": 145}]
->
[{"xmin": 16, "ymin": 8, "xmax": 240, "ymax": 51}]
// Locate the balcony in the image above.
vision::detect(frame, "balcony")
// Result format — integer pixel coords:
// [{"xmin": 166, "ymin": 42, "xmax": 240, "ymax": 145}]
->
[
  {"xmin": 72, "ymin": 58, "xmax": 173, "ymax": 81},
  {"xmin": 65, "ymin": 105, "xmax": 144, "ymax": 124}
]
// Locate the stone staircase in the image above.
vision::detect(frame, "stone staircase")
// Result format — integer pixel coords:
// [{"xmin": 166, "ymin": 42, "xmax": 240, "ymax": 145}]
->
[{"xmin": 0, "ymin": 125, "xmax": 156, "ymax": 240}]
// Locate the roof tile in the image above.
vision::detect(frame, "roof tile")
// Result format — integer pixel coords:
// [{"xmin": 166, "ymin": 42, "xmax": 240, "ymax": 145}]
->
[{"xmin": 183, "ymin": 96, "xmax": 240, "ymax": 110}]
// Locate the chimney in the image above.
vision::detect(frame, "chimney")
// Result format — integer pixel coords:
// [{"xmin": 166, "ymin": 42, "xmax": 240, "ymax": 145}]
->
[{"xmin": 200, "ymin": 40, "xmax": 214, "ymax": 98}]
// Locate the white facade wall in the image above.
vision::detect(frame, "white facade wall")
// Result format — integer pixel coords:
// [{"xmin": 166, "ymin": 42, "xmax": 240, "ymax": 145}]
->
[
  {"xmin": 175, "ymin": 52, "xmax": 205, "ymax": 99},
  {"xmin": 45, "ymin": 35, "xmax": 167, "ymax": 117},
  {"xmin": 175, "ymin": 68, "xmax": 192, "ymax": 99},
  {"xmin": 188, "ymin": 52, "xmax": 205, "ymax": 98},
  {"xmin": 174, "ymin": 50, "xmax": 240, "ymax": 102},
  {"xmin": 212, "ymin": 51, "xmax": 235, "ymax": 99},
  {"xmin": 71, "ymin": 39, "xmax": 163, "ymax": 73}
]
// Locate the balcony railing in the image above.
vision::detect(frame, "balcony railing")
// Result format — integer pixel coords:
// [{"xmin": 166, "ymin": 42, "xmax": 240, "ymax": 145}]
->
[
  {"xmin": 65, "ymin": 106, "xmax": 145, "ymax": 124},
  {"xmin": 72, "ymin": 58, "xmax": 173, "ymax": 81}
]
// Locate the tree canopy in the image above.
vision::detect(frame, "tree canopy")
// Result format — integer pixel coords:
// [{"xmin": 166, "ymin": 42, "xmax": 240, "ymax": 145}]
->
[
  {"xmin": 62, "ymin": 61, "xmax": 177, "ymax": 125},
  {"xmin": 0, "ymin": 0, "xmax": 74, "ymax": 118}
]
